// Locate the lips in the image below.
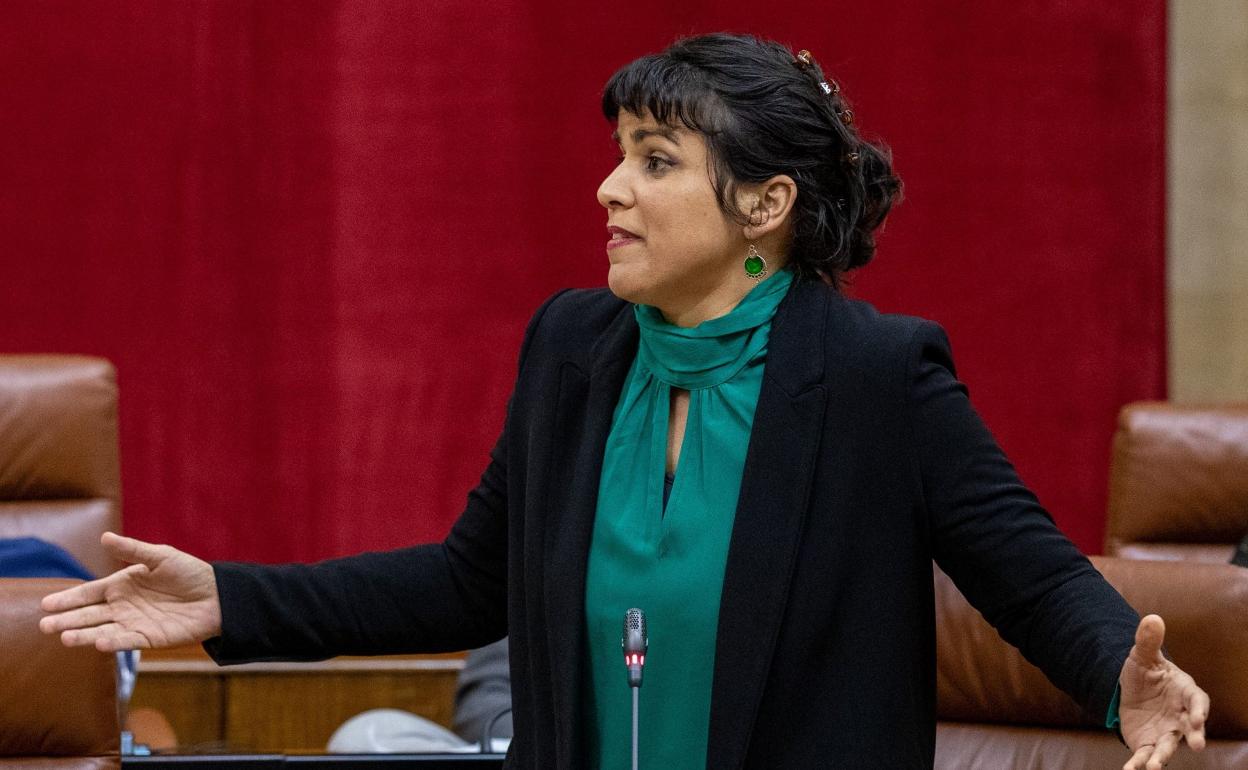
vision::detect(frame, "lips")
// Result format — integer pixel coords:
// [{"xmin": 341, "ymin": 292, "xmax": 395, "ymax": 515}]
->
[
  {"xmin": 607, "ymin": 225, "xmax": 642, "ymax": 240},
  {"xmin": 606, "ymin": 225, "xmax": 642, "ymax": 252}
]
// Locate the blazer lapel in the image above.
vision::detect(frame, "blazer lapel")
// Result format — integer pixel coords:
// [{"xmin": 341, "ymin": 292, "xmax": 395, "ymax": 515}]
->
[
  {"xmin": 706, "ymin": 277, "xmax": 829, "ymax": 770},
  {"xmin": 543, "ymin": 301, "xmax": 638, "ymax": 769}
]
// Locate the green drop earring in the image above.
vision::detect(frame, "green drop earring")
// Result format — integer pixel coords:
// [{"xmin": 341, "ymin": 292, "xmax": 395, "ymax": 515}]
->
[{"xmin": 744, "ymin": 243, "xmax": 769, "ymax": 280}]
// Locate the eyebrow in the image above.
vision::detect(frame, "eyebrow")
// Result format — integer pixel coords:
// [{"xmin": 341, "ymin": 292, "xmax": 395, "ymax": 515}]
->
[{"xmin": 611, "ymin": 126, "xmax": 681, "ymax": 146}]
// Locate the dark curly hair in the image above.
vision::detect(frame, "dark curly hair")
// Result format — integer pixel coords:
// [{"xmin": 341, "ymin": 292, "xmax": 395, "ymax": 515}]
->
[{"xmin": 602, "ymin": 33, "xmax": 902, "ymax": 288}]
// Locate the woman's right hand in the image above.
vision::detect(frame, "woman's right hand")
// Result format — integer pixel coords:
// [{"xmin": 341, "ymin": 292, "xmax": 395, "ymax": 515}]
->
[{"xmin": 39, "ymin": 532, "xmax": 223, "ymax": 652}]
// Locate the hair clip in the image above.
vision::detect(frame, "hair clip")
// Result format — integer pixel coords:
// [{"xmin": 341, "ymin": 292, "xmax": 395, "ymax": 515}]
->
[
  {"xmin": 846, "ymin": 151, "xmax": 860, "ymax": 165},
  {"xmin": 797, "ymin": 49, "xmax": 842, "ymax": 100},
  {"xmin": 839, "ymin": 109, "xmax": 855, "ymax": 126}
]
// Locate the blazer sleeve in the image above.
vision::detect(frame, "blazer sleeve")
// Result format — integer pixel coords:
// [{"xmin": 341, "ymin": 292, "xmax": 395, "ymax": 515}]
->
[
  {"xmin": 202, "ymin": 288, "xmax": 571, "ymax": 663},
  {"xmin": 907, "ymin": 319, "xmax": 1139, "ymax": 721}
]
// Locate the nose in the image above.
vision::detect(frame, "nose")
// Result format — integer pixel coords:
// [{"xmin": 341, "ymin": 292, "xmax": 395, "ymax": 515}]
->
[{"xmin": 596, "ymin": 162, "xmax": 632, "ymax": 210}]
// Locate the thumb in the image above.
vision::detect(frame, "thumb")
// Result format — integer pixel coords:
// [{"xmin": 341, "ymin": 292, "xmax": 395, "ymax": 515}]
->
[
  {"xmin": 1130, "ymin": 613, "xmax": 1166, "ymax": 666},
  {"xmin": 102, "ymin": 531, "xmax": 167, "ymax": 568}
]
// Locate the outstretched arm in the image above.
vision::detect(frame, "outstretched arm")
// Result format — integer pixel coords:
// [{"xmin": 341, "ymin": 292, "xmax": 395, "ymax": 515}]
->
[
  {"xmin": 911, "ymin": 320, "xmax": 1137, "ymax": 718},
  {"xmin": 908, "ymin": 320, "xmax": 1208, "ymax": 766},
  {"xmin": 200, "ymin": 289, "xmax": 569, "ymax": 661}
]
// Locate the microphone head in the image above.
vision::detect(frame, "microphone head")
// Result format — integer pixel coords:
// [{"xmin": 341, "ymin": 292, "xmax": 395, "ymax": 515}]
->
[
  {"xmin": 624, "ymin": 607, "xmax": 647, "ymax": 646},
  {"xmin": 623, "ymin": 607, "xmax": 648, "ymax": 654},
  {"xmin": 622, "ymin": 607, "xmax": 648, "ymax": 688}
]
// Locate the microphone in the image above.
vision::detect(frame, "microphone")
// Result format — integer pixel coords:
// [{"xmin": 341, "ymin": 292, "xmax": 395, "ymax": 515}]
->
[
  {"xmin": 622, "ymin": 607, "xmax": 648, "ymax": 687},
  {"xmin": 622, "ymin": 608, "xmax": 648, "ymax": 770}
]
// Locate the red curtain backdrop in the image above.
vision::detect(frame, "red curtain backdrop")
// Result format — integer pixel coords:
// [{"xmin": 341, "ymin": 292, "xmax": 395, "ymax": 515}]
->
[{"xmin": 0, "ymin": 1, "xmax": 1165, "ymax": 562}]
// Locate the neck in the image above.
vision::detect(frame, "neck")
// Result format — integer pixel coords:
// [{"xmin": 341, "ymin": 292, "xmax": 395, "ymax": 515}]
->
[{"xmin": 658, "ymin": 260, "xmax": 790, "ymax": 328}]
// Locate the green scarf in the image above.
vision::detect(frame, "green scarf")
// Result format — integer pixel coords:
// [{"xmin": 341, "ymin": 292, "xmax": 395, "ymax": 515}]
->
[{"xmin": 583, "ymin": 265, "xmax": 796, "ymax": 770}]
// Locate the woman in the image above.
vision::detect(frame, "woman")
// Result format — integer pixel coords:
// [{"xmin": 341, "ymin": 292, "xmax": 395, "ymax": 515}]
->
[{"xmin": 40, "ymin": 33, "xmax": 1206, "ymax": 770}]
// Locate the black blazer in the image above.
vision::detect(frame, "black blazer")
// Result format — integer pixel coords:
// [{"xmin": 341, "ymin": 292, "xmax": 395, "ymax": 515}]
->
[{"xmin": 206, "ymin": 276, "xmax": 1139, "ymax": 769}]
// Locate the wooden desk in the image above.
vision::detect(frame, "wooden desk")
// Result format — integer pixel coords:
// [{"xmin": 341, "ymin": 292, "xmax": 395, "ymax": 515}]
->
[{"xmin": 131, "ymin": 645, "xmax": 466, "ymax": 753}]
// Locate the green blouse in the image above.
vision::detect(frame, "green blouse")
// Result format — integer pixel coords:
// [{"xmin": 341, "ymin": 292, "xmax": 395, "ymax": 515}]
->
[{"xmin": 582, "ymin": 267, "xmax": 795, "ymax": 770}]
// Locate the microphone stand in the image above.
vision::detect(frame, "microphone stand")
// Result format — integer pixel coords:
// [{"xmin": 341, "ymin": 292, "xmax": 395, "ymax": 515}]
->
[
  {"xmin": 623, "ymin": 608, "xmax": 647, "ymax": 770},
  {"xmin": 632, "ymin": 686, "xmax": 640, "ymax": 770}
]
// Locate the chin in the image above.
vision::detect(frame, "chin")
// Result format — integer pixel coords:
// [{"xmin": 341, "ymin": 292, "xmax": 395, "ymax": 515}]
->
[{"xmin": 606, "ymin": 263, "xmax": 650, "ymax": 305}]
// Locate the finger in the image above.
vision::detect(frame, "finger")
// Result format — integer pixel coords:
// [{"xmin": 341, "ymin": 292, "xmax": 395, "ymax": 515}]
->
[
  {"xmin": 59, "ymin": 621, "xmax": 118, "ymax": 648},
  {"xmin": 1186, "ymin": 685, "xmax": 1210, "ymax": 728},
  {"xmin": 1144, "ymin": 731, "xmax": 1181, "ymax": 770},
  {"xmin": 95, "ymin": 628, "xmax": 152, "ymax": 653},
  {"xmin": 62, "ymin": 622, "xmax": 150, "ymax": 651},
  {"xmin": 1184, "ymin": 687, "xmax": 1211, "ymax": 750},
  {"xmin": 41, "ymin": 571, "xmax": 118, "ymax": 613},
  {"xmin": 1123, "ymin": 745, "xmax": 1151, "ymax": 770},
  {"xmin": 39, "ymin": 602, "xmax": 115, "ymax": 634},
  {"xmin": 1185, "ymin": 724, "xmax": 1207, "ymax": 752},
  {"xmin": 1130, "ymin": 614, "xmax": 1166, "ymax": 666},
  {"xmin": 40, "ymin": 563, "xmax": 149, "ymax": 614},
  {"xmin": 102, "ymin": 531, "xmax": 168, "ymax": 567}
]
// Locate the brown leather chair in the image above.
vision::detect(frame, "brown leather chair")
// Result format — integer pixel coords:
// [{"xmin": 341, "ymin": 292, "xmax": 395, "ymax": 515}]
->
[
  {"xmin": 934, "ymin": 557, "xmax": 1248, "ymax": 769},
  {"xmin": 0, "ymin": 355, "xmax": 122, "ymax": 576},
  {"xmin": 1104, "ymin": 402, "xmax": 1248, "ymax": 563},
  {"xmin": 0, "ymin": 356, "xmax": 137, "ymax": 758},
  {"xmin": 0, "ymin": 578, "xmax": 119, "ymax": 770}
]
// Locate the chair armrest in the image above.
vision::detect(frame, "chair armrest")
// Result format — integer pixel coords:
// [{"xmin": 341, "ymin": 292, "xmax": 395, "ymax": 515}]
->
[
  {"xmin": 0, "ymin": 578, "xmax": 119, "ymax": 757},
  {"xmin": 936, "ymin": 556, "xmax": 1248, "ymax": 739}
]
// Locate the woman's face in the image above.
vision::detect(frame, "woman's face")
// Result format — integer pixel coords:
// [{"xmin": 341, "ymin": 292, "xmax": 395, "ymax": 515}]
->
[{"xmin": 597, "ymin": 109, "xmax": 749, "ymax": 319}]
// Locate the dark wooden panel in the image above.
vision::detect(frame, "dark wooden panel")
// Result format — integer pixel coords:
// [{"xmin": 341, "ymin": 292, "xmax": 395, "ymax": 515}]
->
[
  {"xmin": 130, "ymin": 648, "xmax": 468, "ymax": 754},
  {"xmin": 130, "ymin": 672, "xmax": 225, "ymax": 749},
  {"xmin": 225, "ymin": 670, "xmax": 461, "ymax": 753}
]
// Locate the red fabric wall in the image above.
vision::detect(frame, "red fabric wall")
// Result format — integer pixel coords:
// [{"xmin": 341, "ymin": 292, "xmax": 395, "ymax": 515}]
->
[{"xmin": 0, "ymin": 2, "xmax": 1165, "ymax": 562}]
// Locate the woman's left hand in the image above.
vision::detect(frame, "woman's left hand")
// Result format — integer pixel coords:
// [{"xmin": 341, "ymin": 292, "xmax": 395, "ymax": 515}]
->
[{"xmin": 1119, "ymin": 614, "xmax": 1210, "ymax": 770}]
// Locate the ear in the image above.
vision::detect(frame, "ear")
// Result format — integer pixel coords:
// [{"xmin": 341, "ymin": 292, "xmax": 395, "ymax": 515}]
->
[{"xmin": 738, "ymin": 174, "xmax": 797, "ymax": 241}]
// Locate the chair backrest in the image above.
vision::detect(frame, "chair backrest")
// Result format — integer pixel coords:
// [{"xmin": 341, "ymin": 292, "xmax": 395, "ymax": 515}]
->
[
  {"xmin": 1104, "ymin": 402, "xmax": 1248, "ymax": 562},
  {"xmin": 0, "ymin": 578, "xmax": 118, "ymax": 769},
  {"xmin": 0, "ymin": 356, "xmax": 121, "ymax": 577}
]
